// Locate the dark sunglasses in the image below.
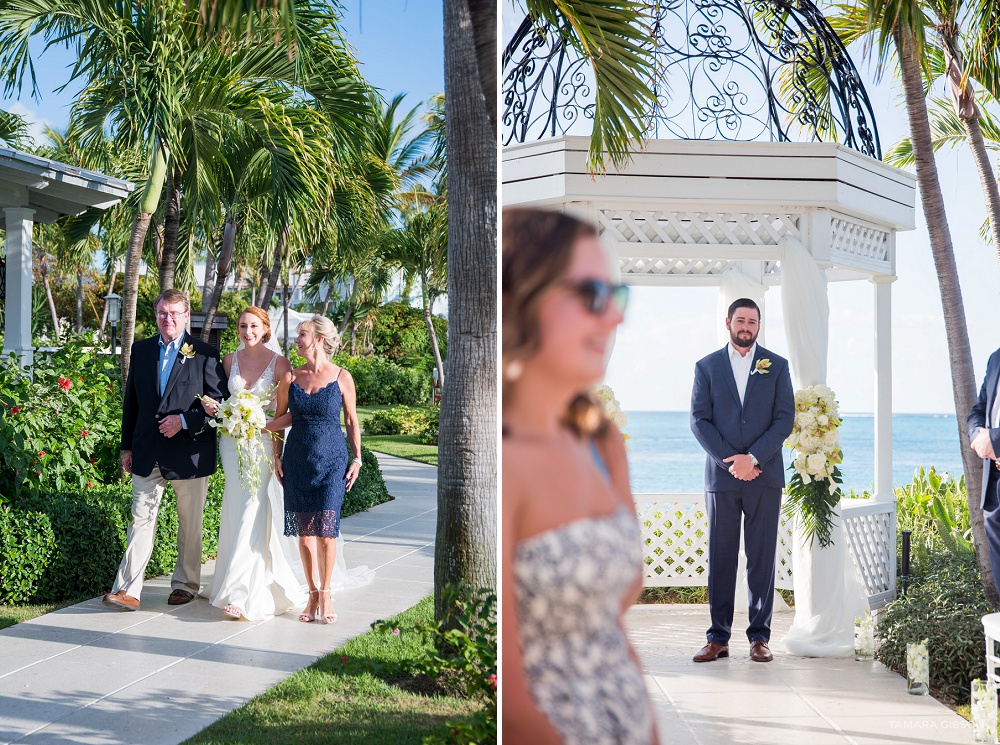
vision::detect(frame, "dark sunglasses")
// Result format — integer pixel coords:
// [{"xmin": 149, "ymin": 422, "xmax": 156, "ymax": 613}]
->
[{"xmin": 560, "ymin": 279, "xmax": 629, "ymax": 315}]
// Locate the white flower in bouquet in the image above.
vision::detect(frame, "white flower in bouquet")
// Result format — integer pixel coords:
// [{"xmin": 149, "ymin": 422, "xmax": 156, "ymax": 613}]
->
[
  {"xmin": 806, "ymin": 452, "xmax": 828, "ymax": 476},
  {"xmin": 206, "ymin": 387, "xmax": 275, "ymax": 500}
]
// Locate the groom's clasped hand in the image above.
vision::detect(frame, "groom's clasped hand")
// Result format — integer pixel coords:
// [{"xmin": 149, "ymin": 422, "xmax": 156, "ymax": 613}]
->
[{"xmin": 723, "ymin": 453, "xmax": 761, "ymax": 481}]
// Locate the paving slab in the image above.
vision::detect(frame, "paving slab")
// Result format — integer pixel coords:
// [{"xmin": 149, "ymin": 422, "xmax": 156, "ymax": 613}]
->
[
  {"xmin": 0, "ymin": 453, "xmax": 436, "ymax": 745},
  {"xmin": 628, "ymin": 603, "xmax": 975, "ymax": 744}
]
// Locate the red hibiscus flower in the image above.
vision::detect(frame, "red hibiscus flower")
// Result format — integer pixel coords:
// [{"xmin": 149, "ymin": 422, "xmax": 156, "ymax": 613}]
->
[
  {"xmin": 58, "ymin": 377, "xmax": 71, "ymax": 391},
  {"xmin": 80, "ymin": 430, "xmax": 89, "ymax": 437},
  {"xmin": 38, "ymin": 451, "xmax": 46, "ymax": 457},
  {"xmin": 488, "ymin": 674, "xmax": 497, "ymax": 688},
  {"xmin": 10, "ymin": 405, "xmax": 21, "ymax": 415},
  {"xmin": 86, "ymin": 481, "xmax": 93, "ymax": 488}
]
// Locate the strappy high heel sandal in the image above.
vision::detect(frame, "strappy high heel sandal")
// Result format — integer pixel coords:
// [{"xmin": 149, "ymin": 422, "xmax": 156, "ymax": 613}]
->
[
  {"xmin": 318, "ymin": 588, "xmax": 337, "ymax": 624},
  {"xmin": 299, "ymin": 590, "xmax": 320, "ymax": 623}
]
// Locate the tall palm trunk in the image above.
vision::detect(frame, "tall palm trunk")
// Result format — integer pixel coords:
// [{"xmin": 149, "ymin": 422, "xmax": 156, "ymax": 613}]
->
[
  {"xmin": 897, "ymin": 28, "xmax": 995, "ymax": 604},
  {"xmin": 202, "ymin": 240, "xmax": 218, "ymax": 310},
  {"xmin": 201, "ymin": 214, "xmax": 238, "ymax": 343},
  {"xmin": 75, "ymin": 269, "xmax": 84, "ymax": 332},
  {"xmin": 258, "ymin": 227, "xmax": 286, "ymax": 310},
  {"xmin": 422, "ymin": 278, "xmax": 445, "ymax": 389},
  {"xmin": 39, "ymin": 258, "xmax": 60, "ymax": 341},
  {"xmin": 435, "ymin": 0, "xmax": 498, "ymax": 620},
  {"xmin": 99, "ymin": 266, "xmax": 118, "ymax": 335},
  {"xmin": 961, "ymin": 116, "xmax": 1000, "ymax": 258},
  {"xmin": 159, "ymin": 167, "xmax": 182, "ymax": 291},
  {"xmin": 121, "ymin": 144, "xmax": 169, "ymax": 385}
]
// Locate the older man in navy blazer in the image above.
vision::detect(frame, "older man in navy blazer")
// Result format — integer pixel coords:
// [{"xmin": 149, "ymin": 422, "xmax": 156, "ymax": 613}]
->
[
  {"xmin": 968, "ymin": 349, "xmax": 1000, "ymax": 600},
  {"xmin": 690, "ymin": 298, "xmax": 794, "ymax": 663}
]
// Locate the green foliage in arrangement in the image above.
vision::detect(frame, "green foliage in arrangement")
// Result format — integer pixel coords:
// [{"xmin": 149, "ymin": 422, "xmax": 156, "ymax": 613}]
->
[
  {"xmin": 374, "ymin": 585, "xmax": 497, "ymax": 745},
  {"xmin": 363, "ymin": 405, "xmax": 439, "ymax": 444},
  {"xmin": 0, "ymin": 337, "xmax": 123, "ymax": 499},
  {"xmin": 366, "ymin": 302, "xmax": 448, "ymax": 369},
  {"xmin": 334, "ymin": 352, "xmax": 430, "ymax": 405},
  {"xmin": 0, "ymin": 507, "xmax": 56, "ymax": 604},
  {"xmin": 876, "ymin": 551, "xmax": 990, "ymax": 704}
]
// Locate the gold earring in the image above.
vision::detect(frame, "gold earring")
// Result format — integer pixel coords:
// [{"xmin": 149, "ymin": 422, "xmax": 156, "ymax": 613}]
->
[{"xmin": 504, "ymin": 360, "xmax": 523, "ymax": 380}]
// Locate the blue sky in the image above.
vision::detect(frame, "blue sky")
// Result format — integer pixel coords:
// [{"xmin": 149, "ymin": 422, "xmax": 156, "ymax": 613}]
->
[
  {"xmin": 1, "ymin": 0, "xmax": 444, "ymax": 142},
  {"xmin": 502, "ymin": 3, "xmax": 998, "ymax": 414}
]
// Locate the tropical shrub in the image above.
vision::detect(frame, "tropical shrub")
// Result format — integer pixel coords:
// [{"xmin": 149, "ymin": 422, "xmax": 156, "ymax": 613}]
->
[
  {"xmin": 0, "ymin": 506, "xmax": 56, "ymax": 604},
  {"xmin": 334, "ymin": 353, "xmax": 429, "ymax": 405},
  {"xmin": 876, "ymin": 550, "xmax": 989, "ymax": 704},
  {"xmin": 366, "ymin": 302, "xmax": 447, "ymax": 369},
  {"xmin": 0, "ymin": 337, "xmax": 122, "ymax": 499},
  {"xmin": 363, "ymin": 405, "xmax": 439, "ymax": 444},
  {"xmin": 894, "ymin": 467, "xmax": 971, "ymax": 577},
  {"xmin": 345, "ymin": 447, "xmax": 393, "ymax": 515}
]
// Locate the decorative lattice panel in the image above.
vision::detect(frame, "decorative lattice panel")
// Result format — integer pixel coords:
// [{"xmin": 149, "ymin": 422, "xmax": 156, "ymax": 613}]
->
[
  {"xmin": 637, "ymin": 496, "xmax": 897, "ymax": 608},
  {"xmin": 620, "ymin": 257, "xmax": 737, "ymax": 277},
  {"xmin": 600, "ymin": 210, "xmax": 801, "ymax": 247},
  {"xmin": 830, "ymin": 216, "xmax": 890, "ymax": 264},
  {"xmin": 842, "ymin": 503, "xmax": 896, "ymax": 608}
]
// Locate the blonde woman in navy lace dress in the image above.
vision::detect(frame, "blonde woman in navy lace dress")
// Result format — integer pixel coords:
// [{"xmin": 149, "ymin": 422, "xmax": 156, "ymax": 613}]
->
[{"xmin": 502, "ymin": 209, "xmax": 660, "ymax": 745}]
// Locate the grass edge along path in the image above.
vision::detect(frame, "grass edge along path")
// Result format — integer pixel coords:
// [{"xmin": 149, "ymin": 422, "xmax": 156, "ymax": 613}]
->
[
  {"xmin": 182, "ymin": 596, "xmax": 480, "ymax": 745},
  {"xmin": 355, "ymin": 405, "xmax": 438, "ymax": 466}
]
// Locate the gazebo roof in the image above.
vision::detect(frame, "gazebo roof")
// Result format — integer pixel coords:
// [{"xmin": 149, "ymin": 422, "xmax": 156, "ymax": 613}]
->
[{"xmin": 0, "ymin": 147, "xmax": 134, "ymax": 224}]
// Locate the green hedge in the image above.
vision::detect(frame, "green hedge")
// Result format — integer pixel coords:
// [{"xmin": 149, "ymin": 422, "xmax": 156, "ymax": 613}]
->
[
  {"xmin": 0, "ymin": 507, "xmax": 56, "ymax": 604},
  {"xmin": 363, "ymin": 405, "xmax": 438, "ymax": 445},
  {"xmin": 0, "ymin": 445, "xmax": 390, "ymax": 605},
  {"xmin": 876, "ymin": 551, "xmax": 991, "ymax": 704},
  {"xmin": 334, "ymin": 353, "xmax": 430, "ymax": 405}
]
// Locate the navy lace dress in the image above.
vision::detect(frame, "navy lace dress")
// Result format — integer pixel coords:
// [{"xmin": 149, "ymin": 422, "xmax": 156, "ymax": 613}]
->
[{"xmin": 283, "ymin": 377, "xmax": 349, "ymax": 537}]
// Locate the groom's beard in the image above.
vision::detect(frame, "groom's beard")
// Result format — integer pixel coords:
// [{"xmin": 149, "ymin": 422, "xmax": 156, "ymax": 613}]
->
[{"xmin": 730, "ymin": 329, "xmax": 757, "ymax": 348}]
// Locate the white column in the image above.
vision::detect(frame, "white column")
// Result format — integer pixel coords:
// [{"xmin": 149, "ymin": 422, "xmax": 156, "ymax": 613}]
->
[
  {"xmin": 3, "ymin": 207, "xmax": 35, "ymax": 367},
  {"xmin": 871, "ymin": 275, "xmax": 894, "ymax": 502}
]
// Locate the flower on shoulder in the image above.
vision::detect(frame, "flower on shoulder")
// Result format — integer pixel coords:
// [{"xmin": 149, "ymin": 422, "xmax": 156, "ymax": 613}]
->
[
  {"xmin": 752, "ymin": 358, "xmax": 771, "ymax": 375},
  {"xmin": 179, "ymin": 343, "xmax": 195, "ymax": 362}
]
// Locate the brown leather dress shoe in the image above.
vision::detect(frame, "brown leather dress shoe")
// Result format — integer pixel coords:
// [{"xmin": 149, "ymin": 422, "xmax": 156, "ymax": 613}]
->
[
  {"xmin": 750, "ymin": 641, "xmax": 773, "ymax": 662},
  {"xmin": 693, "ymin": 642, "xmax": 729, "ymax": 662},
  {"xmin": 167, "ymin": 589, "xmax": 195, "ymax": 605},
  {"xmin": 102, "ymin": 590, "xmax": 139, "ymax": 611}
]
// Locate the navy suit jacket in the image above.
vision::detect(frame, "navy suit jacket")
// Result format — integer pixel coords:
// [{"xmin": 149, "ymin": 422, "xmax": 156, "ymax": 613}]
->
[
  {"xmin": 690, "ymin": 344, "xmax": 795, "ymax": 492},
  {"xmin": 121, "ymin": 332, "xmax": 228, "ymax": 480},
  {"xmin": 967, "ymin": 347, "xmax": 1000, "ymax": 508}
]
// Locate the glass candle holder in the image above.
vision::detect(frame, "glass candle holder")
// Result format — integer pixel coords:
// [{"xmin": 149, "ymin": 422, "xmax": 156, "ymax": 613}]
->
[
  {"xmin": 854, "ymin": 613, "xmax": 874, "ymax": 661},
  {"xmin": 906, "ymin": 641, "xmax": 929, "ymax": 695},
  {"xmin": 972, "ymin": 679, "xmax": 998, "ymax": 743}
]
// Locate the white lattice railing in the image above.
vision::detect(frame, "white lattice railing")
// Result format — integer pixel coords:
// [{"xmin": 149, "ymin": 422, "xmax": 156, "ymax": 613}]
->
[
  {"xmin": 636, "ymin": 494, "xmax": 896, "ymax": 609},
  {"xmin": 599, "ymin": 209, "xmax": 801, "ymax": 247},
  {"xmin": 829, "ymin": 215, "xmax": 891, "ymax": 268}
]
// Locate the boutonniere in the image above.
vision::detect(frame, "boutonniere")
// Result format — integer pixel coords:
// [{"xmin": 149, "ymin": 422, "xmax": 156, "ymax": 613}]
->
[
  {"xmin": 752, "ymin": 358, "xmax": 771, "ymax": 375},
  {"xmin": 179, "ymin": 343, "xmax": 195, "ymax": 364}
]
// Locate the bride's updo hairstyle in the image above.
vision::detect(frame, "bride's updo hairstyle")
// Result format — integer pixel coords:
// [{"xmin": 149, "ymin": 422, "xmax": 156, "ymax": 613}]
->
[
  {"xmin": 502, "ymin": 208, "xmax": 608, "ymax": 438},
  {"xmin": 239, "ymin": 306, "xmax": 272, "ymax": 343},
  {"xmin": 302, "ymin": 315, "xmax": 342, "ymax": 357}
]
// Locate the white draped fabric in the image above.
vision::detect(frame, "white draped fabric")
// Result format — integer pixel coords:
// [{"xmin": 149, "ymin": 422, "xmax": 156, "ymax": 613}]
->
[{"xmin": 776, "ymin": 234, "xmax": 867, "ymax": 657}]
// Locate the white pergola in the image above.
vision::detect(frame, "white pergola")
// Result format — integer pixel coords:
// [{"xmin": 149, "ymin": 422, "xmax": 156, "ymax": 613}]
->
[
  {"xmin": 502, "ymin": 136, "xmax": 916, "ymax": 608},
  {"xmin": 0, "ymin": 147, "xmax": 134, "ymax": 365}
]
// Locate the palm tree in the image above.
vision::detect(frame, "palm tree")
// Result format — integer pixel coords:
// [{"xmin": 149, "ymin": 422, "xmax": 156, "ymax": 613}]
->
[
  {"xmin": 381, "ymin": 203, "xmax": 448, "ymax": 388},
  {"xmin": 0, "ymin": 108, "xmax": 28, "ymax": 147},
  {"xmin": 827, "ymin": 0, "xmax": 993, "ymax": 603}
]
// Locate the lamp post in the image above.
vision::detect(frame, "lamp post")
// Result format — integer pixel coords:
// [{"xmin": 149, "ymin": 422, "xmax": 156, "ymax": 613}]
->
[{"xmin": 104, "ymin": 293, "xmax": 122, "ymax": 358}]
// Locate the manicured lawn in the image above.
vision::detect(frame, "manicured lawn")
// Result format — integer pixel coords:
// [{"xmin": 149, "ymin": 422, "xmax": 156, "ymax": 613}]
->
[
  {"xmin": 0, "ymin": 596, "xmax": 92, "ymax": 630},
  {"xmin": 354, "ymin": 405, "xmax": 439, "ymax": 467},
  {"xmin": 182, "ymin": 597, "xmax": 480, "ymax": 745}
]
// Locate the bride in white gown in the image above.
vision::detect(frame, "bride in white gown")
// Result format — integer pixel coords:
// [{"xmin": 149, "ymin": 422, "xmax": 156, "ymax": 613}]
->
[{"xmin": 200, "ymin": 306, "xmax": 374, "ymax": 621}]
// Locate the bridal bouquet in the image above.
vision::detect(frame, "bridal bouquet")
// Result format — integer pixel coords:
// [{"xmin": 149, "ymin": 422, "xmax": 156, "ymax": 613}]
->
[
  {"xmin": 595, "ymin": 383, "xmax": 630, "ymax": 450},
  {"xmin": 207, "ymin": 388, "xmax": 274, "ymax": 500},
  {"xmin": 783, "ymin": 384, "xmax": 844, "ymax": 548}
]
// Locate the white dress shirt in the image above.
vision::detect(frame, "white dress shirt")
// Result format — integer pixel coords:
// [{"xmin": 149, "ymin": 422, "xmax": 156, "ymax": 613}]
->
[
  {"xmin": 728, "ymin": 342, "xmax": 757, "ymax": 406},
  {"xmin": 992, "ymin": 372, "xmax": 1000, "ymax": 428}
]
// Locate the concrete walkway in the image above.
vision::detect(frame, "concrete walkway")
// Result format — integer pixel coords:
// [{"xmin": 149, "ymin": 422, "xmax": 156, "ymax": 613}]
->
[
  {"xmin": 0, "ymin": 454, "xmax": 437, "ymax": 745},
  {"xmin": 629, "ymin": 604, "xmax": 974, "ymax": 744}
]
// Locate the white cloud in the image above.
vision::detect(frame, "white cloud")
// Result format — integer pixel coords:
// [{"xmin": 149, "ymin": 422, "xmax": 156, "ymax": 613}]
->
[{"xmin": 4, "ymin": 101, "xmax": 54, "ymax": 148}]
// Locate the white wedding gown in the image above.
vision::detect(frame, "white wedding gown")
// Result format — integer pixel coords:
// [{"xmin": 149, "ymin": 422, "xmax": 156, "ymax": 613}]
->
[{"xmin": 203, "ymin": 349, "xmax": 375, "ymax": 621}]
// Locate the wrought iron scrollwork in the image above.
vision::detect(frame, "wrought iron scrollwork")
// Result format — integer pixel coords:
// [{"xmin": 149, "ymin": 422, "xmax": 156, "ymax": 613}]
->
[{"xmin": 502, "ymin": 0, "xmax": 881, "ymax": 159}]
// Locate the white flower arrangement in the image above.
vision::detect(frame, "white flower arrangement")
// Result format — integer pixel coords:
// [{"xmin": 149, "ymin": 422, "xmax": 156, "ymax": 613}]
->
[
  {"xmin": 972, "ymin": 679, "xmax": 997, "ymax": 742},
  {"xmin": 854, "ymin": 613, "xmax": 874, "ymax": 661},
  {"xmin": 783, "ymin": 384, "xmax": 844, "ymax": 548},
  {"xmin": 906, "ymin": 640, "xmax": 929, "ymax": 695},
  {"xmin": 595, "ymin": 383, "xmax": 630, "ymax": 449},
  {"xmin": 205, "ymin": 388, "xmax": 275, "ymax": 500}
]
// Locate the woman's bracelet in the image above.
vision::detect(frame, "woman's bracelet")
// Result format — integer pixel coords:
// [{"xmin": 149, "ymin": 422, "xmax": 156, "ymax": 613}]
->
[{"xmin": 352, "ymin": 457, "xmax": 362, "ymax": 467}]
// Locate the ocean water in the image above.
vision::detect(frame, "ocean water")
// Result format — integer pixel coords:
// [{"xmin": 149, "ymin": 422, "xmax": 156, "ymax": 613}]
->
[{"xmin": 626, "ymin": 411, "xmax": 965, "ymax": 494}]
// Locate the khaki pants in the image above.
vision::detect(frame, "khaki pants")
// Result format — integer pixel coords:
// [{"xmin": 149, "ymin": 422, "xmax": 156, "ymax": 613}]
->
[{"xmin": 112, "ymin": 466, "xmax": 209, "ymax": 600}]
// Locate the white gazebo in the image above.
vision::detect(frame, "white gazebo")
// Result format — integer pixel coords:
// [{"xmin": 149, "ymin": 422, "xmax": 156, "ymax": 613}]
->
[
  {"xmin": 502, "ymin": 4, "xmax": 917, "ymax": 611},
  {"xmin": 0, "ymin": 147, "xmax": 133, "ymax": 365}
]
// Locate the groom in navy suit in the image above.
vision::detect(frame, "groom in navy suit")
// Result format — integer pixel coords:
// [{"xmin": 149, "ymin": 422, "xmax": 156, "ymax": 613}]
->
[
  {"xmin": 690, "ymin": 298, "xmax": 794, "ymax": 663},
  {"xmin": 968, "ymin": 349, "xmax": 1000, "ymax": 600}
]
